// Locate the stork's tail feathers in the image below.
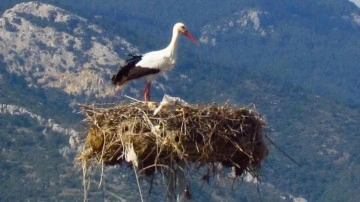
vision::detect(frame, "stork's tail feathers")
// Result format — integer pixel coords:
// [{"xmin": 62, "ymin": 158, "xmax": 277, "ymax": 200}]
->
[
  {"xmin": 111, "ymin": 55, "xmax": 142, "ymax": 86},
  {"xmin": 111, "ymin": 70, "xmax": 128, "ymax": 86},
  {"xmin": 111, "ymin": 73, "xmax": 127, "ymax": 87},
  {"xmin": 111, "ymin": 74, "xmax": 123, "ymax": 85}
]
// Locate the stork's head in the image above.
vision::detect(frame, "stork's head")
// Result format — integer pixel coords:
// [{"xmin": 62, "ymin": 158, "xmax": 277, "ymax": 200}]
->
[{"xmin": 174, "ymin": 22, "xmax": 199, "ymax": 45}]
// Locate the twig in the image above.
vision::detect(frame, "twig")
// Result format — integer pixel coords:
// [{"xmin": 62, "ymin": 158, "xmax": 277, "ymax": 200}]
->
[
  {"xmin": 124, "ymin": 95, "xmax": 142, "ymax": 102},
  {"xmin": 82, "ymin": 160, "xmax": 88, "ymax": 202},
  {"xmin": 133, "ymin": 163, "xmax": 144, "ymax": 202},
  {"xmin": 265, "ymin": 135, "xmax": 301, "ymax": 167}
]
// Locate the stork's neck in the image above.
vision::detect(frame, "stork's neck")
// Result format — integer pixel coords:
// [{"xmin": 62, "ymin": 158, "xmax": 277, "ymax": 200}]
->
[{"xmin": 166, "ymin": 28, "xmax": 180, "ymax": 55}]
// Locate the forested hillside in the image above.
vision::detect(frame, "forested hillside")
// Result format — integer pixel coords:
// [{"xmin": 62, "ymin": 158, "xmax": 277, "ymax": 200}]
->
[
  {"xmin": 0, "ymin": 1, "xmax": 359, "ymax": 201},
  {"xmin": 38, "ymin": 0, "xmax": 360, "ymax": 107},
  {"xmin": 1, "ymin": 1, "xmax": 360, "ymax": 108}
]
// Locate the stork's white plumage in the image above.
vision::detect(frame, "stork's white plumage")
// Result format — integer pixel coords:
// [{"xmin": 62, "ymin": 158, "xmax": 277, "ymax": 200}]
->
[{"xmin": 112, "ymin": 22, "xmax": 199, "ymax": 101}]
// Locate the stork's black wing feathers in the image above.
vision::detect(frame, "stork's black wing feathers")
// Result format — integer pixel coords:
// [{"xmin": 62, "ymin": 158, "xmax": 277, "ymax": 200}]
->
[
  {"xmin": 127, "ymin": 66, "xmax": 160, "ymax": 80},
  {"xmin": 111, "ymin": 55, "xmax": 160, "ymax": 86},
  {"xmin": 111, "ymin": 55, "xmax": 142, "ymax": 85},
  {"xmin": 126, "ymin": 54, "xmax": 142, "ymax": 65}
]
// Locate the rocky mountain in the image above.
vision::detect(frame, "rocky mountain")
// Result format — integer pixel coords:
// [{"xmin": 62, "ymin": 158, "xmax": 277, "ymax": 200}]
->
[
  {"xmin": 350, "ymin": 0, "xmax": 360, "ymax": 7},
  {"xmin": 0, "ymin": 2, "xmax": 138, "ymax": 102},
  {"xmin": 200, "ymin": 9, "xmax": 274, "ymax": 46},
  {"xmin": 198, "ymin": 2, "xmax": 360, "ymax": 108},
  {"xmin": 0, "ymin": 1, "xmax": 359, "ymax": 201}
]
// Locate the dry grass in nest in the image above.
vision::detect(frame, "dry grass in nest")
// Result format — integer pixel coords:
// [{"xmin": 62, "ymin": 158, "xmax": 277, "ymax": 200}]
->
[{"xmin": 77, "ymin": 101, "xmax": 268, "ymax": 181}]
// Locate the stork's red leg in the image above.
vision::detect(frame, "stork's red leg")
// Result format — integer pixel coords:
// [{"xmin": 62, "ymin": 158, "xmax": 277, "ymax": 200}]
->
[{"xmin": 144, "ymin": 81, "xmax": 152, "ymax": 101}]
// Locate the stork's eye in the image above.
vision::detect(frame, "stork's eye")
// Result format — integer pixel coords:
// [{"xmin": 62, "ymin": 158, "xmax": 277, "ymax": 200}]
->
[{"xmin": 181, "ymin": 25, "xmax": 186, "ymax": 30}]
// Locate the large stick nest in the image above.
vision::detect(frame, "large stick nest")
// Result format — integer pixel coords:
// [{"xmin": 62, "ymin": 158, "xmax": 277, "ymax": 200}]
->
[{"xmin": 77, "ymin": 101, "xmax": 268, "ymax": 178}]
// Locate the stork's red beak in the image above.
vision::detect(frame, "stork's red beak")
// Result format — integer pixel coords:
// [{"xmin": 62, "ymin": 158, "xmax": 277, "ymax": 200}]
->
[{"xmin": 183, "ymin": 30, "xmax": 199, "ymax": 46}]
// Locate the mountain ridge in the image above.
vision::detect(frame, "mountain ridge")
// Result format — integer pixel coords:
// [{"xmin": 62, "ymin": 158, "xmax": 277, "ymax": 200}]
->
[
  {"xmin": 0, "ymin": 1, "xmax": 137, "ymax": 101},
  {"xmin": 198, "ymin": 3, "xmax": 360, "ymax": 108},
  {"xmin": 0, "ymin": 1, "xmax": 359, "ymax": 201}
]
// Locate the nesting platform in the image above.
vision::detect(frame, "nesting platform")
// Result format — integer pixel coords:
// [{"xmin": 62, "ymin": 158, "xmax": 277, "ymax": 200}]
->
[{"xmin": 77, "ymin": 101, "xmax": 268, "ymax": 179}]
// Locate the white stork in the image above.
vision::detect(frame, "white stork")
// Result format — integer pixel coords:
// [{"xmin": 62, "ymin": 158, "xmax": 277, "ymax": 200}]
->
[{"xmin": 112, "ymin": 22, "xmax": 199, "ymax": 101}]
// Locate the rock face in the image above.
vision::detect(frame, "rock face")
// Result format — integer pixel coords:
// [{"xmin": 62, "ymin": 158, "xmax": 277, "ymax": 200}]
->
[
  {"xmin": 0, "ymin": 2, "xmax": 138, "ymax": 99},
  {"xmin": 0, "ymin": 103, "xmax": 80, "ymax": 146},
  {"xmin": 200, "ymin": 9, "xmax": 273, "ymax": 46}
]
